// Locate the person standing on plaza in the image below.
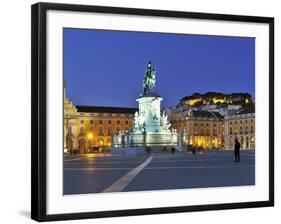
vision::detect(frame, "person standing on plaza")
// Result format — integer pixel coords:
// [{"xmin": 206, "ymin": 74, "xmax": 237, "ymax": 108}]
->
[{"xmin": 234, "ymin": 137, "xmax": 241, "ymax": 163}]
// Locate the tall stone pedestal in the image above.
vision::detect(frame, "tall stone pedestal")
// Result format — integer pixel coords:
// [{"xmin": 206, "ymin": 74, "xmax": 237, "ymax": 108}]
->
[{"xmin": 137, "ymin": 96, "xmax": 163, "ymax": 133}]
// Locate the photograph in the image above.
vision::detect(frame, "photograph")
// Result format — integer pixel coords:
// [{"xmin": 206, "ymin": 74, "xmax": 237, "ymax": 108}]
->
[
  {"xmin": 63, "ymin": 28, "xmax": 256, "ymax": 195},
  {"xmin": 31, "ymin": 2, "xmax": 274, "ymax": 221},
  {"xmin": 0, "ymin": 0, "xmax": 278, "ymax": 223}
]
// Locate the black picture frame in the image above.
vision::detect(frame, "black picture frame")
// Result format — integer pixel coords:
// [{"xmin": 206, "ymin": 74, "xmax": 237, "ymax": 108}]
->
[{"xmin": 31, "ymin": 2, "xmax": 274, "ymax": 222}]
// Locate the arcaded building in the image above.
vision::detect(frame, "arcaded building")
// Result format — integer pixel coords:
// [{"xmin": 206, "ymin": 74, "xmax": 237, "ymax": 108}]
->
[
  {"xmin": 169, "ymin": 109, "xmax": 225, "ymax": 149},
  {"xmin": 64, "ymin": 85, "xmax": 137, "ymax": 154},
  {"xmin": 224, "ymin": 108, "xmax": 255, "ymax": 149}
]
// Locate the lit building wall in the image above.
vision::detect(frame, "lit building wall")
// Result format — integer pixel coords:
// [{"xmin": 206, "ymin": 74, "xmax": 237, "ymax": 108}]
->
[
  {"xmin": 184, "ymin": 98, "xmax": 202, "ymax": 106},
  {"xmin": 224, "ymin": 112, "xmax": 255, "ymax": 150},
  {"xmin": 63, "ymin": 85, "xmax": 136, "ymax": 154},
  {"xmin": 213, "ymin": 98, "xmax": 226, "ymax": 104},
  {"xmin": 64, "ymin": 106, "xmax": 135, "ymax": 153},
  {"xmin": 169, "ymin": 110, "xmax": 224, "ymax": 149}
]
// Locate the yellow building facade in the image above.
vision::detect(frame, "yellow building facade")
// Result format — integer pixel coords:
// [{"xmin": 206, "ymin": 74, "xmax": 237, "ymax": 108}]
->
[
  {"xmin": 169, "ymin": 108, "xmax": 255, "ymax": 150},
  {"xmin": 170, "ymin": 110, "xmax": 225, "ymax": 149},
  {"xmin": 64, "ymin": 88, "xmax": 137, "ymax": 154},
  {"xmin": 224, "ymin": 110, "xmax": 255, "ymax": 149}
]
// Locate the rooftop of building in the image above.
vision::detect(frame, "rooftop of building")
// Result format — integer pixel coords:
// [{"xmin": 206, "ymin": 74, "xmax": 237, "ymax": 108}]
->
[
  {"xmin": 236, "ymin": 107, "xmax": 255, "ymax": 114},
  {"xmin": 191, "ymin": 110, "xmax": 224, "ymax": 120},
  {"xmin": 76, "ymin": 105, "xmax": 138, "ymax": 114}
]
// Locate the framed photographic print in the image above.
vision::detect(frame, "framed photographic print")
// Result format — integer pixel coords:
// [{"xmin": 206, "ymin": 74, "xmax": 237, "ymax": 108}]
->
[{"xmin": 31, "ymin": 2, "xmax": 274, "ymax": 222}]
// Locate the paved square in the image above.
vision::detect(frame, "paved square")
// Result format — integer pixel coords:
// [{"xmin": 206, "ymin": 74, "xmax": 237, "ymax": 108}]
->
[{"xmin": 64, "ymin": 149, "xmax": 255, "ymax": 195}]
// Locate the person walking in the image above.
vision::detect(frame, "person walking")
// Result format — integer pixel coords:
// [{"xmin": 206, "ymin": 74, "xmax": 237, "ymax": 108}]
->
[{"xmin": 234, "ymin": 137, "xmax": 241, "ymax": 163}]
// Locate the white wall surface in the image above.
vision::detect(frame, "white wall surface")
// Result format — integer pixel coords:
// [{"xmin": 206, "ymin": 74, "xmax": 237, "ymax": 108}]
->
[{"xmin": 0, "ymin": 0, "xmax": 279, "ymax": 223}]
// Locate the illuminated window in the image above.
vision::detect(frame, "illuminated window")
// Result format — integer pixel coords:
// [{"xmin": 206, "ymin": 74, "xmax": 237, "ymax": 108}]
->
[
  {"xmin": 250, "ymin": 126, "xmax": 254, "ymax": 133},
  {"xmin": 90, "ymin": 127, "xmax": 93, "ymax": 132},
  {"xmin": 99, "ymin": 120, "xmax": 103, "ymax": 124},
  {"xmin": 98, "ymin": 127, "xmax": 103, "ymax": 136},
  {"xmin": 107, "ymin": 127, "xmax": 111, "ymax": 136}
]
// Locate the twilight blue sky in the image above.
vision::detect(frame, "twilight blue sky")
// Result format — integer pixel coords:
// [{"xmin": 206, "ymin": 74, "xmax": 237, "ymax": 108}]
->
[{"xmin": 64, "ymin": 28, "xmax": 255, "ymax": 108}]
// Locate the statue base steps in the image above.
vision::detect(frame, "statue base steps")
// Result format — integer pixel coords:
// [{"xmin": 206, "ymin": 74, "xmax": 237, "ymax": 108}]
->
[{"xmin": 130, "ymin": 132, "xmax": 177, "ymax": 147}]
